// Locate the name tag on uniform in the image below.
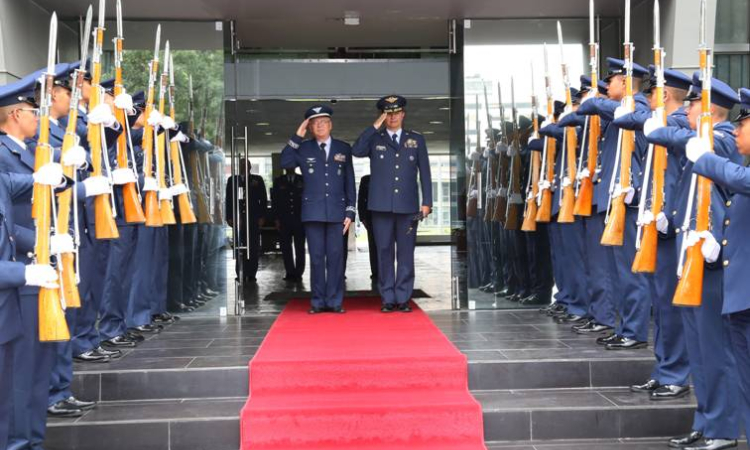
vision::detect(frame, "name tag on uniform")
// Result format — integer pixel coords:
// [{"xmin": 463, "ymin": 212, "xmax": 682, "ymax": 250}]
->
[
  {"xmin": 334, "ymin": 153, "xmax": 346, "ymax": 163},
  {"xmin": 238, "ymin": 187, "xmax": 245, "ymax": 200},
  {"xmin": 375, "ymin": 145, "xmax": 387, "ymax": 152},
  {"xmin": 405, "ymin": 138, "xmax": 418, "ymax": 148}
]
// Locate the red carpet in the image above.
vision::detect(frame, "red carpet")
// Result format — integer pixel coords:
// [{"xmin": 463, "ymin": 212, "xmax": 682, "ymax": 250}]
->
[{"xmin": 240, "ymin": 297, "xmax": 486, "ymax": 449}]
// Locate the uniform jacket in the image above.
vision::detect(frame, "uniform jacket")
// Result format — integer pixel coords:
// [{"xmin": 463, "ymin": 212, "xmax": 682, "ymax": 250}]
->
[
  {"xmin": 352, "ymin": 127, "xmax": 432, "ymax": 214},
  {"xmin": 281, "ymin": 135, "xmax": 355, "ymax": 223},
  {"xmin": 271, "ymin": 173, "xmax": 303, "ymax": 224},
  {"xmin": 357, "ymin": 175, "xmax": 372, "ymax": 225},
  {"xmin": 225, "ymin": 174, "xmax": 268, "ymax": 224}
]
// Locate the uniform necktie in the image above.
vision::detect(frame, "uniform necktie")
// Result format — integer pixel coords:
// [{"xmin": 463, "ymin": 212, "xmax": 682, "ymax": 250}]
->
[
  {"xmin": 320, "ymin": 142, "xmax": 327, "ymax": 159},
  {"xmin": 392, "ymin": 134, "xmax": 398, "ymax": 145}
]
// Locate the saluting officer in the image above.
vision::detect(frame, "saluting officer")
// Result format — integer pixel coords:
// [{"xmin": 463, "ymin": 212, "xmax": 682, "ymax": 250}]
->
[
  {"xmin": 272, "ymin": 168, "xmax": 306, "ymax": 281},
  {"xmin": 688, "ymin": 86, "xmax": 750, "ymax": 446},
  {"xmin": 281, "ymin": 105, "xmax": 355, "ymax": 314},
  {"xmin": 352, "ymin": 95, "xmax": 432, "ymax": 313}
]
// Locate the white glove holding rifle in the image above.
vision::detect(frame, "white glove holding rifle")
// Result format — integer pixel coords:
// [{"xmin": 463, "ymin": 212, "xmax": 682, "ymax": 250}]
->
[
  {"xmin": 33, "ymin": 163, "xmax": 65, "ymax": 187},
  {"xmin": 25, "ymin": 264, "xmax": 59, "ymax": 288},
  {"xmin": 83, "ymin": 176, "xmax": 112, "ymax": 197},
  {"xmin": 62, "ymin": 145, "xmax": 88, "ymax": 169}
]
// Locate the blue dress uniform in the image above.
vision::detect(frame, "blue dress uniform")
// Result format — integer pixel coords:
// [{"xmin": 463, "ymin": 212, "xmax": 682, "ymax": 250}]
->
[
  {"xmin": 0, "ymin": 171, "xmax": 35, "ymax": 450},
  {"xmin": 281, "ymin": 105, "xmax": 355, "ymax": 311},
  {"xmin": 611, "ymin": 67, "xmax": 692, "ymax": 392},
  {"xmin": 523, "ymin": 138, "xmax": 554, "ymax": 305},
  {"xmin": 647, "ymin": 76, "xmax": 742, "ymax": 443},
  {"xmin": 692, "ymin": 87, "xmax": 750, "ymax": 436},
  {"xmin": 225, "ymin": 169, "xmax": 267, "ymax": 282},
  {"xmin": 352, "ymin": 95, "xmax": 432, "ymax": 308},
  {"xmin": 272, "ymin": 171, "xmax": 306, "ymax": 279},
  {"xmin": 576, "ymin": 57, "xmax": 654, "ymax": 347}
]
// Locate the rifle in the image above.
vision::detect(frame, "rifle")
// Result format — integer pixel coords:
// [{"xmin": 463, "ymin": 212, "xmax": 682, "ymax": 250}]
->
[
  {"xmin": 601, "ymin": 0, "xmax": 636, "ymax": 246},
  {"xmin": 142, "ymin": 25, "xmax": 163, "ymax": 227},
  {"xmin": 87, "ymin": 0, "xmax": 119, "ymax": 239},
  {"xmin": 466, "ymin": 97, "xmax": 481, "ymax": 217},
  {"xmin": 156, "ymin": 41, "xmax": 177, "ymax": 225},
  {"xmin": 521, "ymin": 62, "xmax": 541, "ymax": 232},
  {"xmin": 673, "ymin": 0, "xmax": 713, "ymax": 307},
  {"xmin": 632, "ymin": 0, "xmax": 665, "ymax": 273},
  {"xmin": 54, "ymin": 6, "xmax": 92, "ymax": 310},
  {"xmin": 482, "ymin": 84, "xmax": 497, "ymax": 223},
  {"xmin": 504, "ymin": 76, "xmax": 524, "ymax": 230},
  {"xmin": 168, "ymin": 55, "xmax": 198, "ymax": 224},
  {"xmin": 113, "ymin": 0, "xmax": 146, "ymax": 224},
  {"xmin": 37, "ymin": 12, "xmax": 70, "ymax": 341},
  {"xmin": 556, "ymin": 21, "xmax": 578, "ymax": 223},
  {"xmin": 535, "ymin": 43, "xmax": 557, "ymax": 223},
  {"xmin": 200, "ymin": 90, "xmax": 209, "ymax": 139},
  {"xmin": 492, "ymin": 82, "xmax": 509, "ymax": 223},
  {"xmin": 574, "ymin": 0, "xmax": 601, "ymax": 217}
]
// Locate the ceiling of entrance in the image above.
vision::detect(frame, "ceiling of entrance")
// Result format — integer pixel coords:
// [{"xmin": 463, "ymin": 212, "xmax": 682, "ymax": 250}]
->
[{"xmin": 35, "ymin": 0, "xmax": 625, "ymax": 48}]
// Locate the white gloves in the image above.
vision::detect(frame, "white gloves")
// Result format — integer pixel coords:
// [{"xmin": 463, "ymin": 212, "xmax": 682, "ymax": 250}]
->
[
  {"xmin": 639, "ymin": 210, "xmax": 655, "ymax": 227},
  {"xmin": 685, "ymin": 230, "xmax": 721, "ymax": 263},
  {"xmin": 614, "ymin": 105, "xmax": 630, "ymax": 120},
  {"xmin": 656, "ymin": 212, "xmax": 669, "ymax": 234},
  {"xmin": 469, "ymin": 150, "xmax": 481, "ymax": 162},
  {"xmin": 507, "ymin": 144, "xmax": 517, "ymax": 157},
  {"xmin": 63, "ymin": 145, "xmax": 88, "ymax": 169},
  {"xmin": 527, "ymin": 133, "xmax": 539, "ymax": 146},
  {"xmin": 171, "ymin": 183, "xmax": 189, "ymax": 196},
  {"xmin": 83, "ymin": 176, "xmax": 112, "ymax": 197},
  {"xmin": 496, "ymin": 143, "xmax": 509, "ymax": 156},
  {"xmin": 158, "ymin": 188, "xmax": 173, "ymax": 202},
  {"xmin": 88, "ymin": 103, "xmax": 117, "ymax": 128},
  {"xmin": 50, "ymin": 233, "xmax": 75, "ymax": 255},
  {"xmin": 468, "ymin": 189, "xmax": 478, "ymax": 200},
  {"xmin": 561, "ymin": 177, "xmax": 572, "ymax": 188},
  {"xmin": 111, "ymin": 168, "xmax": 138, "ymax": 185},
  {"xmin": 643, "ymin": 116, "xmax": 664, "ymax": 137},
  {"xmin": 25, "ymin": 264, "xmax": 58, "ymax": 288},
  {"xmin": 147, "ymin": 110, "xmax": 163, "ymax": 128},
  {"xmin": 114, "ymin": 93, "xmax": 135, "ymax": 115},
  {"xmin": 161, "ymin": 116, "xmax": 176, "ymax": 131},
  {"xmin": 483, "ymin": 148, "xmax": 490, "ymax": 159},
  {"xmin": 33, "ymin": 163, "xmax": 65, "ymax": 187},
  {"xmin": 577, "ymin": 168, "xmax": 591, "ymax": 181},
  {"xmin": 538, "ymin": 180, "xmax": 551, "ymax": 191},
  {"xmin": 142, "ymin": 177, "xmax": 159, "ymax": 192},
  {"xmin": 686, "ymin": 136, "xmax": 711, "ymax": 163},
  {"xmin": 540, "ymin": 119, "xmax": 552, "ymax": 130},
  {"xmin": 170, "ymin": 131, "xmax": 189, "ymax": 143},
  {"xmin": 613, "ymin": 184, "xmax": 635, "ymax": 204}
]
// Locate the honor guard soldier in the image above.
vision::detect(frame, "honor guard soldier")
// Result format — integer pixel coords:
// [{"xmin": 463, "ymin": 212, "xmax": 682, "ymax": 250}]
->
[
  {"xmin": 272, "ymin": 168, "xmax": 306, "ymax": 281},
  {"xmin": 357, "ymin": 174, "xmax": 378, "ymax": 281},
  {"xmin": 689, "ymin": 86, "xmax": 750, "ymax": 447},
  {"xmin": 225, "ymin": 159, "xmax": 267, "ymax": 283},
  {"xmin": 281, "ymin": 105, "xmax": 355, "ymax": 313},
  {"xmin": 352, "ymin": 95, "xmax": 432, "ymax": 313},
  {"xmin": 646, "ymin": 74, "xmax": 742, "ymax": 450},
  {"xmin": 612, "ymin": 67, "xmax": 692, "ymax": 400}
]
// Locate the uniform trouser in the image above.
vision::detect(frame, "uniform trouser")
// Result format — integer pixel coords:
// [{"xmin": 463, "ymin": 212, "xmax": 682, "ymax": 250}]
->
[
  {"xmin": 151, "ymin": 228, "xmax": 169, "ymax": 315},
  {"xmin": 198, "ymin": 224, "xmax": 211, "ymax": 291},
  {"xmin": 280, "ymin": 222, "xmax": 306, "ymax": 278},
  {"xmin": 558, "ymin": 221, "xmax": 588, "ymax": 316},
  {"xmin": 478, "ymin": 212, "xmax": 492, "ymax": 286},
  {"xmin": 650, "ymin": 238, "xmax": 690, "ymax": 386},
  {"xmin": 507, "ymin": 230, "xmax": 531, "ymax": 298},
  {"xmin": 611, "ymin": 208, "xmax": 654, "ymax": 342},
  {"xmin": 183, "ymin": 224, "xmax": 198, "ymax": 302},
  {"xmin": 492, "ymin": 223, "xmax": 506, "ymax": 290},
  {"xmin": 99, "ymin": 227, "xmax": 137, "ymax": 340},
  {"xmin": 364, "ymin": 222, "xmax": 378, "ymax": 279},
  {"xmin": 304, "ymin": 221, "xmax": 344, "ymax": 309},
  {"xmin": 235, "ymin": 223, "xmax": 260, "ymax": 280},
  {"xmin": 467, "ymin": 216, "xmax": 482, "ymax": 288},
  {"xmin": 207, "ymin": 225, "xmax": 224, "ymax": 292},
  {"xmin": 681, "ymin": 271, "xmax": 740, "ymax": 439},
  {"xmin": 372, "ymin": 212, "xmax": 418, "ymax": 306},
  {"xmin": 48, "ymin": 308, "xmax": 77, "ymax": 407},
  {"xmin": 525, "ymin": 224, "xmax": 553, "ymax": 302},
  {"xmin": 584, "ymin": 214, "xmax": 616, "ymax": 327},
  {"xmin": 548, "ymin": 221, "xmax": 572, "ymax": 306},
  {"xmin": 728, "ymin": 309, "xmax": 750, "ymax": 437},
  {"xmin": 0, "ymin": 339, "xmax": 15, "ymax": 450},
  {"xmin": 8, "ymin": 293, "xmax": 56, "ymax": 450},
  {"xmin": 71, "ymin": 231, "xmax": 109, "ymax": 355},
  {"xmin": 168, "ymin": 224, "xmax": 186, "ymax": 308}
]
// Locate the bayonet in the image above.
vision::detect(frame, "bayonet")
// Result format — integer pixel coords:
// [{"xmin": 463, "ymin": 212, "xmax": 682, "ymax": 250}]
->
[
  {"xmin": 79, "ymin": 6, "xmax": 92, "ymax": 67},
  {"xmin": 47, "ymin": 13, "xmax": 57, "ymax": 75},
  {"xmin": 116, "ymin": 0, "xmax": 123, "ymax": 38}
]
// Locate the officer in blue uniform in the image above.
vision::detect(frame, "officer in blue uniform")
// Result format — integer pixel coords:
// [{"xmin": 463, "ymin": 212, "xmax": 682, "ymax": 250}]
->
[
  {"xmin": 281, "ymin": 105, "xmax": 355, "ymax": 313},
  {"xmin": 352, "ymin": 95, "xmax": 432, "ymax": 312},
  {"xmin": 689, "ymin": 87, "xmax": 750, "ymax": 446},
  {"xmin": 576, "ymin": 57, "xmax": 654, "ymax": 350},
  {"xmin": 646, "ymin": 75, "xmax": 742, "ymax": 450},
  {"xmin": 611, "ymin": 67, "xmax": 692, "ymax": 400},
  {"xmin": 272, "ymin": 168, "xmax": 306, "ymax": 281}
]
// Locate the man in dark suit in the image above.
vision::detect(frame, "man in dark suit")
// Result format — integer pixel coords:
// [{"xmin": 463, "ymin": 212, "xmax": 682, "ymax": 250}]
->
[
  {"xmin": 272, "ymin": 168, "xmax": 305, "ymax": 281},
  {"xmin": 357, "ymin": 174, "xmax": 378, "ymax": 280},
  {"xmin": 225, "ymin": 159, "xmax": 267, "ymax": 283}
]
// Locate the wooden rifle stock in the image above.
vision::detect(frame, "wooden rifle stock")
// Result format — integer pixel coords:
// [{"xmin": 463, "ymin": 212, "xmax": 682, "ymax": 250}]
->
[
  {"xmin": 484, "ymin": 153, "xmax": 497, "ymax": 223},
  {"xmin": 521, "ymin": 150, "xmax": 540, "ymax": 232},
  {"xmin": 143, "ymin": 59, "xmax": 163, "ymax": 227},
  {"xmin": 504, "ymin": 151, "xmax": 522, "ymax": 230},
  {"xmin": 535, "ymin": 137, "xmax": 556, "ymax": 223},
  {"xmin": 600, "ymin": 129, "xmax": 634, "ymax": 246},
  {"xmin": 492, "ymin": 152, "xmax": 508, "ymax": 224},
  {"xmin": 557, "ymin": 126, "xmax": 578, "ymax": 223}
]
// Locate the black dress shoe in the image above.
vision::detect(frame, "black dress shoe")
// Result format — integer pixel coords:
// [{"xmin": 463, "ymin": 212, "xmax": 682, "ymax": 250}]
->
[
  {"xmin": 496, "ymin": 288, "xmax": 512, "ymax": 297},
  {"xmin": 125, "ymin": 331, "xmax": 145, "ymax": 342},
  {"xmin": 630, "ymin": 379, "xmax": 660, "ymax": 393},
  {"xmin": 606, "ymin": 336, "xmax": 648, "ymax": 350},
  {"xmin": 132, "ymin": 324, "xmax": 162, "ymax": 334},
  {"xmin": 64, "ymin": 396, "xmax": 96, "ymax": 411},
  {"xmin": 651, "ymin": 385, "xmax": 690, "ymax": 401},
  {"xmin": 73, "ymin": 350, "xmax": 110, "ymax": 363},
  {"xmin": 670, "ymin": 431, "xmax": 704, "ymax": 448},
  {"xmin": 47, "ymin": 400, "xmax": 83, "ymax": 418},
  {"xmin": 521, "ymin": 294, "xmax": 548, "ymax": 305},
  {"xmin": 398, "ymin": 303, "xmax": 413, "ymax": 313},
  {"xmin": 381, "ymin": 303, "xmax": 396, "ymax": 313},
  {"xmin": 95, "ymin": 346, "xmax": 122, "ymax": 359},
  {"xmin": 308, "ymin": 307, "xmax": 325, "ymax": 314},
  {"xmin": 546, "ymin": 305, "xmax": 568, "ymax": 317},
  {"xmin": 103, "ymin": 336, "xmax": 137, "ymax": 348},
  {"xmin": 596, "ymin": 333, "xmax": 620, "ymax": 345},
  {"xmin": 575, "ymin": 322, "xmax": 614, "ymax": 334},
  {"xmin": 684, "ymin": 439, "xmax": 738, "ymax": 450},
  {"xmin": 331, "ymin": 306, "xmax": 346, "ymax": 314},
  {"xmin": 555, "ymin": 314, "xmax": 587, "ymax": 324}
]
